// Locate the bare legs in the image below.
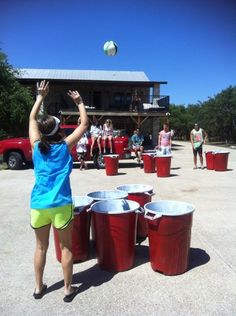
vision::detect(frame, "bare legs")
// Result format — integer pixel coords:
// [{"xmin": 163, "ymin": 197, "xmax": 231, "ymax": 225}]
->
[
  {"xmin": 34, "ymin": 225, "xmax": 50, "ymax": 293},
  {"xmin": 103, "ymin": 135, "xmax": 113, "ymax": 153},
  {"xmin": 134, "ymin": 146, "xmax": 144, "ymax": 163},
  {"xmin": 57, "ymin": 221, "xmax": 74, "ymax": 296},
  {"xmin": 33, "ymin": 221, "xmax": 74, "ymax": 297},
  {"xmin": 193, "ymin": 153, "xmax": 204, "ymax": 169},
  {"xmin": 90, "ymin": 136, "xmax": 101, "ymax": 156}
]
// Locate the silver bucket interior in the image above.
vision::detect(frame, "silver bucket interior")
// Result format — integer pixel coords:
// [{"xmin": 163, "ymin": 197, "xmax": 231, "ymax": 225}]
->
[
  {"xmin": 91, "ymin": 199, "xmax": 140, "ymax": 214},
  {"xmin": 87, "ymin": 190, "xmax": 128, "ymax": 201},
  {"xmin": 116, "ymin": 184, "xmax": 153, "ymax": 194},
  {"xmin": 73, "ymin": 196, "xmax": 93, "ymax": 214},
  {"xmin": 144, "ymin": 200, "xmax": 195, "ymax": 217}
]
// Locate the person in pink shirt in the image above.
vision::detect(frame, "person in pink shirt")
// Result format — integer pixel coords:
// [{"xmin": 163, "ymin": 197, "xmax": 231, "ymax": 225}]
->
[{"xmin": 158, "ymin": 123, "xmax": 172, "ymax": 155}]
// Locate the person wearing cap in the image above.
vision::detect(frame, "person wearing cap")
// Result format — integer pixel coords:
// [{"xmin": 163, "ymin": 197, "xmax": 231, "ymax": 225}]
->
[
  {"xmin": 29, "ymin": 81, "xmax": 88, "ymax": 302},
  {"xmin": 190, "ymin": 123, "xmax": 208, "ymax": 169}
]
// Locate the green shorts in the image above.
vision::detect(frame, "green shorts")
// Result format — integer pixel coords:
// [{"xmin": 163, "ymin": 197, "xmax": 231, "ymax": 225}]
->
[{"xmin": 31, "ymin": 204, "xmax": 74, "ymax": 230}]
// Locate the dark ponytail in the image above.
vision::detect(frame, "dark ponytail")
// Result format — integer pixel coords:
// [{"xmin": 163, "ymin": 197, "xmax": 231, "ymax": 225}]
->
[{"xmin": 38, "ymin": 136, "xmax": 51, "ymax": 154}]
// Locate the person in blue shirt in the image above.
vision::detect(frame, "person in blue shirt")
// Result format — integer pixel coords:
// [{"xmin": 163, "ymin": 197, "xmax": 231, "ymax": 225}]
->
[
  {"xmin": 130, "ymin": 128, "xmax": 144, "ymax": 163},
  {"xmin": 29, "ymin": 81, "xmax": 88, "ymax": 302}
]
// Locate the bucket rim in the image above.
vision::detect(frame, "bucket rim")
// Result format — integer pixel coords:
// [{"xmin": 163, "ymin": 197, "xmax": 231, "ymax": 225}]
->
[
  {"xmin": 87, "ymin": 189, "xmax": 128, "ymax": 201},
  {"xmin": 214, "ymin": 151, "xmax": 230, "ymax": 154},
  {"xmin": 116, "ymin": 183, "xmax": 153, "ymax": 194},
  {"xmin": 155, "ymin": 154, "xmax": 172, "ymax": 158},
  {"xmin": 103, "ymin": 154, "xmax": 119, "ymax": 157},
  {"xmin": 90, "ymin": 199, "xmax": 140, "ymax": 214},
  {"xmin": 72, "ymin": 195, "xmax": 94, "ymax": 214},
  {"xmin": 144, "ymin": 200, "xmax": 195, "ymax": 217}
]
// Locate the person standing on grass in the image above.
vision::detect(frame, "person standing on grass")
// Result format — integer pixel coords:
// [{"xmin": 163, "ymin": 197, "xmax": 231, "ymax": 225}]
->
[
  {"xmin": 29, "ymin": 80, "xmax": 88, "ymax": 302},
  {"xmin": 190, "ymin": 123, "xmax": 208, "ymax": 169}
]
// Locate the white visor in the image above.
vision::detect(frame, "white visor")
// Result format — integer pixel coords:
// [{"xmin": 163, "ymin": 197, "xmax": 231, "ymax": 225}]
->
[{"xmin": 44, "ymin": 116, "xmax": 60, "ymax": 136}]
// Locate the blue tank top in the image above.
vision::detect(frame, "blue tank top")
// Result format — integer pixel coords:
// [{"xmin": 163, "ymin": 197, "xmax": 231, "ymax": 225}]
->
[{"xmin": 31, "ymin": 141, "xmax": 73, "ymax": 209}]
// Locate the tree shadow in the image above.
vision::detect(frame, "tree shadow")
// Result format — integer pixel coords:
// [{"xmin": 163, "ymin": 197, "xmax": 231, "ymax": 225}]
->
[{"xmin": 188, "ymin": 247, "xmax": 210, "ymax": 271}]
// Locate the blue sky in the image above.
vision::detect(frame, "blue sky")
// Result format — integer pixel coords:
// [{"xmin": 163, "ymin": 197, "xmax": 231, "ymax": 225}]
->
[{"xmin": 1, "ymin": 0, "xmax": 235, "ymax": 105}]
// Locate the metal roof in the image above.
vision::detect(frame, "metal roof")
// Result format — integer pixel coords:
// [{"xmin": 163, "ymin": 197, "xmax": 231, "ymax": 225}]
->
[{"xmin": 17, "ymin": 68, "xmax": 150, "ymax": 82}]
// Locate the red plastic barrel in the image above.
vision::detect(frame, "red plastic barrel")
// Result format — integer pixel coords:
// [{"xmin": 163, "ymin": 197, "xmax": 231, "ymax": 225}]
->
[
  {"xmin": 214, "ymin": 151, "xmax": 229, "ymax": 171},
  {"xmin": 91, "ymin": 199, "xmax": 139, "ymax": 272},
  {"xmin": 87, "ymin": 190, "xmax": 128, "ymax": 242},
  {"xmin": 144, "ymin": 200, "xmax": 195, "ymax": 275},
  {"xmin": 116, "ymin": 184, "xmax": 154, "ymax": 242},
  {"xmin": 104, "ymin": 155, "xmax": 119, "ymax": 176},
  {"xmin": 53, "ymin": 196, "xmax": 92, "ymax": 263},
  {"xmin": 205, "ymin": 151, "xmax": 215, "ymax": 170},
  {"xmin": 155, "ymin": 155, "xmax": 172, "ymax": 177},
  {"xmin": 142, "ymin": 153, "xmax": 155, "ymax": 173}
]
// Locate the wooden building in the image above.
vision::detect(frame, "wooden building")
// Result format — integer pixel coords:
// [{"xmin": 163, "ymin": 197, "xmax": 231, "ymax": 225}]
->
[{"xmin": 17, "ymin": 68, "xmax": 169, "ymax": 146}]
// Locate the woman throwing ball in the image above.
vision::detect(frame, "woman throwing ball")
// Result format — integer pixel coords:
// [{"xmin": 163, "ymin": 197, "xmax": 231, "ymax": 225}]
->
[{"xmin": 29, "ymin": 81, "xmax": 88, "ymax": 302}]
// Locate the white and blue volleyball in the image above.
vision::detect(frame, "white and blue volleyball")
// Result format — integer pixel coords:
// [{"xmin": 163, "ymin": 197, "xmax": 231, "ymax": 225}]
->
[{"xmin": 103, "ymin": 41, "xmax": 118, "ymax": 56}]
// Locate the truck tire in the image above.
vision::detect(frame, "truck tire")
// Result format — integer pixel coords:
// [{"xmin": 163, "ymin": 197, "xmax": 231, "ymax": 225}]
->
[
  {"xmin": 93, "ymin": 153, "xmax": 105, "ymax": 169},
  {"xmin": 7, "ymin": 152, "xmax": 23, "ymax": 170}
]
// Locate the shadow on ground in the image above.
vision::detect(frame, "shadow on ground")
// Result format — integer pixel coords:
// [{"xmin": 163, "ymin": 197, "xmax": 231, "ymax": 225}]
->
[
  {"xmin": 188, "ymin": 247, "xmax": 210, "ymax": 271},
  {"xmin": 46, "ymin": 243, "xmax": 150, "ymax": 296}
]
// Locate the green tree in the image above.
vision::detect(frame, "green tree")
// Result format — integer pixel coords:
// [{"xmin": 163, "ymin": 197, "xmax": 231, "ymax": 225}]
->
[
  {"xmin": 169, "ymin": 86, "xmax": 236, "ymax": 142},
  {"xmin": 199, "ymin": 86, "xmax": 236, "ymax": 142},
  {"xmin": 0, "ymin": 50, "xmax": 34, "ymax": 136}
]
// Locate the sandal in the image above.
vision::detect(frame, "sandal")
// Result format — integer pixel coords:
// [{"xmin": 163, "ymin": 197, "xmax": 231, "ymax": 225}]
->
[
  {"xmin": 33, "ymin": 284, "xmax": 47, "ymax": 299},
  {"xmin": 63, "ymin": 287, "xmax": 80, "ymax": 303}
]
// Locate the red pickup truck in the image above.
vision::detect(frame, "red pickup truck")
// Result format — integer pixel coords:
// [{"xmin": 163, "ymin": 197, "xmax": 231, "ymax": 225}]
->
[{"xmin": 0, "ymin": 125, "xmax": 131, "ymax": 170}]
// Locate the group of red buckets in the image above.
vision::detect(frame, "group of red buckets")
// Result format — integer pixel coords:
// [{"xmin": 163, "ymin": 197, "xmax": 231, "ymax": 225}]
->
[
  {"xmin": 53, "ymin": 184, "xmax": 195, "ymax": 276},
  {"xmin": 104, "ymin": 149, "xmax": 230, "ymax": 176},
  {"xmin": 205, "ymin": 150, "xmax": 230, "ymax": 171},
  {"xmin": 103, "ymin": 152, "xmax": 172, "ymax": 177}
]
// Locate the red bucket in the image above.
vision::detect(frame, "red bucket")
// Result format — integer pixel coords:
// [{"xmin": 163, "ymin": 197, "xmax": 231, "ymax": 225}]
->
[
  {"xmin": 104, "ymin": 155, "xmax": 119, "ymax": 176},
  {"xmin": 116, "ymin": 184, "xmax": 155, "ymax": 241},
  {"xmin": 144, "ymin": 200, "xmax": 195, "ymax": 275},
  {"xmin": 91, "ymin": 199, "xmax": 139, "ymax": 272},
  {"xmin": 142, "ymin": 153, "xmax": 155, "ymax": 173},
  {"xmin": 155, "ymin": 155, "xmax": 172, "ymax": 177},
  {"xmin": 87, "ymin": 190, "xmax": 128, "ymax": 242},
  {"xmin": 53, "ymin": 196, "xmax": 93, "ymax": 263},
  {"xmin": 214, "ymin": 151, "xmax": 229, "ymax": 171},
  {"xmin": 205, "ymin": 151, "xmax": 215, "ymax": 170}
]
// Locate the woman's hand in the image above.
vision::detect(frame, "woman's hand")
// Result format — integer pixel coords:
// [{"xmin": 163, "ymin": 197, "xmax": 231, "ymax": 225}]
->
[
  {"xmin": 37, "ymin": 80, "xmax": 49, "ymax": 98},
  {"xmin": 67, "ymin": 90, "xmax": 83, "ymax": 105}
]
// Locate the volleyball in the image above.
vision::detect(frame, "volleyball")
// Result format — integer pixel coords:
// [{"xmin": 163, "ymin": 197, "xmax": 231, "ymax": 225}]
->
[{"xmin": 103, "ymin": 41, "xmax": 118, "ymax": 56}]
